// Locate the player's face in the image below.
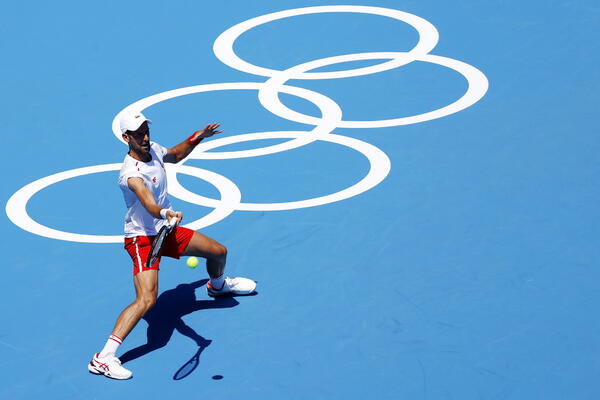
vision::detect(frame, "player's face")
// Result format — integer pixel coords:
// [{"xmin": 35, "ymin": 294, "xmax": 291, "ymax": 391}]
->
[{"xmin": 124, "ymin": 122, "xmax": 151, "ymax": 154}]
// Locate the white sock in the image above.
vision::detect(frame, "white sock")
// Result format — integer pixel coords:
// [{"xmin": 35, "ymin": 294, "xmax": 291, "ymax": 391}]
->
[
  {"xmin": 99, "ymin": 334, "xmax": 123, "ymax": 357},
  {"xmin": 210, "ymin": 274, "xmax": 225, "ymax": 289}
]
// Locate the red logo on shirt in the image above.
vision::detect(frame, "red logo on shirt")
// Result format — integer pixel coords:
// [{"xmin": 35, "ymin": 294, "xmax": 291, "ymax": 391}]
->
[{"xmin": 153, "ymin": 177, "xmax": 157, "ymax": 183}]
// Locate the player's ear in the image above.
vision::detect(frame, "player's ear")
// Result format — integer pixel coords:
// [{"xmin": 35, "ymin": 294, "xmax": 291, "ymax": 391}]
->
[{"xmin": 122, "ymin": 133, "xmax": 130, "ymax": 143}]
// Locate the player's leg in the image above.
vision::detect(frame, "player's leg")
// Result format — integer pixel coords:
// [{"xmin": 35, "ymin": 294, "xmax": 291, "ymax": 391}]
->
[
  {"xmin": 112, "ymin": 269, "xmax": 159, "ymax": 339},
  {"xmin": 181, "ymin": 230, "xmax": 256, "ymax": 296},
  {"xmin": 89, "ymin": 241, "xmax": 160, "ymax": 380},
  {"xmin": 89, "ymin": 270, "xmax": 158, "ymax": 379}
]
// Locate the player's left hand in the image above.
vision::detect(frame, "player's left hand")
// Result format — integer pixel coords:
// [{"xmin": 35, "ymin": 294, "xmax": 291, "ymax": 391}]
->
[{"xmin": 195, "ymin": 123, "xmax": 222, "ymax": 139}]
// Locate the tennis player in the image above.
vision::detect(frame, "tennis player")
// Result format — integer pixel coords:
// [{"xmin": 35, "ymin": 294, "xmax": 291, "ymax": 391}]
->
[{"xmin": 88, "ymin": 112, "xmax": 256, "ymax": 379}]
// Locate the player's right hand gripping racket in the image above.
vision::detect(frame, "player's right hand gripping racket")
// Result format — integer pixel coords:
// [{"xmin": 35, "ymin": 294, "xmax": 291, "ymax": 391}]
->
[{"xmin": 146, "ymin": 217, "xmax": 178, "ymax": 268}]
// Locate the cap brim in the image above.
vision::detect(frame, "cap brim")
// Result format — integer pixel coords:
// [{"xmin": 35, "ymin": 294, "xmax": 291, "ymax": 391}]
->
[{"xmin": 121, "ymin": 118, "xmax": 152, "ymax": 134}]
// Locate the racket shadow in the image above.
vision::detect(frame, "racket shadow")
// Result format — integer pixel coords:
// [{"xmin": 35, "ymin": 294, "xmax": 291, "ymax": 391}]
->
[
  {"xmin": 173, "ymin": 346, "xmax": 206, "ymax": 380},
  {"xmin": 120, "ymin": 279, "xmax": 239, "ymax": 373}
]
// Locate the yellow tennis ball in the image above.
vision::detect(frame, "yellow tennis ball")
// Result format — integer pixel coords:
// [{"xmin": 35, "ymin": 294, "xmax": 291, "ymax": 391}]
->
[{"xmin": 186, "ymin": 256, "xmax": 199, "ymax": 268}]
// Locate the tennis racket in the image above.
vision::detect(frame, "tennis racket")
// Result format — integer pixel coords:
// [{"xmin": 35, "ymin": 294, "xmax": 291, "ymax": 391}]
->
[{"xmin": 146, "ymin": 217, "xmax": 178, "ymax": 268}]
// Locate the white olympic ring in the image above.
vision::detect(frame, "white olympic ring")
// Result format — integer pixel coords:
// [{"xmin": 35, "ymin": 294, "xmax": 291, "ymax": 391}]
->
[
  {"xmin": 258, "ymin": 52, "xmax": 489, "ymax": 128},
  {"xmin": 5, "ymin": 164, "xmax": 241, "ymax": 243},
  {"xmin": 5, "ymin": 6, "xmax": 489, "ymax": 243},
  {"xmin": 213, "ymin": 5, "xmax": 439, "ymax": 80},
  {"xmin": 111, "ymin": 82, "xmax": 342, "ymax": 158},
  {"xmin": 170, "ymin": 131, "xmax": 391, "ymax": 211}
]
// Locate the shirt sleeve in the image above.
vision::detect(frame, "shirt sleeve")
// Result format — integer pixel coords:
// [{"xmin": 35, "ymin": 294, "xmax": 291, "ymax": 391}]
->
[
  {"xmin": 118, "ymin": 160, "xmax": 144, "ymax": 188},
  {"xmin": 151, "ymin": 142, "xmax": 168, "ymax": 160},
  {"xmin": 119, "ymin": 170, "xmax": 144, "ymax": 187}
]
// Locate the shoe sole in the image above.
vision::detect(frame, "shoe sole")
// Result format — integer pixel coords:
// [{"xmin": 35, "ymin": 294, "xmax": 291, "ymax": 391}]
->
[{"xmin": 207, "ymin": 289, "xmax": 255, "ymax": 297}]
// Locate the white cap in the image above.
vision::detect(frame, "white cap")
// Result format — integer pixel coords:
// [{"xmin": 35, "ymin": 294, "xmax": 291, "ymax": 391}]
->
[{"xmin": 120, "ymin": 111, "xmax": 152, "ymax": 133}]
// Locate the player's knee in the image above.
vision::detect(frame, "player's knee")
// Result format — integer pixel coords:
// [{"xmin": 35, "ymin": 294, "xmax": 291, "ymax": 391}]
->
[
  {"xmin": 214, "ymin": 243, "xmax": 227, "ymax": 258},
  {"xmin": 139, "ymin": 292, "xmax": 157, "ymax": 311},
  {"xmin": 143, "ymin": 297, "xmax": 156, "ymax": 312}
]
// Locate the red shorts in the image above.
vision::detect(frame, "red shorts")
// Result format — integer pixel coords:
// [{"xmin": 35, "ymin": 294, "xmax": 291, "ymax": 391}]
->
[{"xmin": 124, "ymin": 226, "xmax": 195, "ymax": 275}]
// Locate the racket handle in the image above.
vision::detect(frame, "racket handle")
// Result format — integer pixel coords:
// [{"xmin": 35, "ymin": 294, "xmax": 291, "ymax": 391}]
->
[{"xmin": 168, "ymin": 216, "xmax": 178, "ymax": 227}]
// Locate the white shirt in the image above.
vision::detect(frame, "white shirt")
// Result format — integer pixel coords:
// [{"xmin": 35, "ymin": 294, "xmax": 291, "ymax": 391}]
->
[{"xmin": 118, "ymin": 142, "xmax": 171, "ymax": 237}]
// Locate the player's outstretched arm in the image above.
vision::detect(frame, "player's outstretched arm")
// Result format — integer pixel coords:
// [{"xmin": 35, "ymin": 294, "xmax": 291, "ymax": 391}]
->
[
  {"xmin": 127, "ymin": 177, "xmax": 182, "ymax": 223},
  {"xmin": 164, "ymin": 123, "xmax": 223, "ymax": 163}
]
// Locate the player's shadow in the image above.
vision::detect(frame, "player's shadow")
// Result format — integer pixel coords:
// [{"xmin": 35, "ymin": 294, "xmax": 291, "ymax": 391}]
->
[{"xmin": 120, "ymin": 279, "xmax": 239, "ymax": 377}]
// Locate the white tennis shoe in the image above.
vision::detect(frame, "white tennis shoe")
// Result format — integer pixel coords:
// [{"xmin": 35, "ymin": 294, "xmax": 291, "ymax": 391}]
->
[
  {"xmin": 207, "ymin": 277, "xmax": 256, "ymax": 297},
  {"xmin": 88, "ymin": 353, "xmax": 132, "ymax": 380}
]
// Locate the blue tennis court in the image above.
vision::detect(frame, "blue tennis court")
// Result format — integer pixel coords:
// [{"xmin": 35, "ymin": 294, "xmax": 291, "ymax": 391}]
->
[{"xmin": 1, "ymin": 1, "xmax": 599, "ymax": 398}]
